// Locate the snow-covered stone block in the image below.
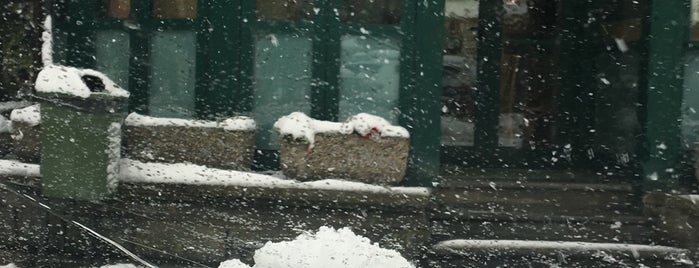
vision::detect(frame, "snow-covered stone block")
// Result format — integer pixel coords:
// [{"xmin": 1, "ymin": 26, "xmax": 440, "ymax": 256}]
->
[
  {"xmin": 124, "ymin": 113, "xmax": 256, "ymax": 170},
  {"xmin": 275, "ymin": 112, "xmax": 409, "ymax": 185},
  {"xmin": 10, "ymin": 104, "xmax": 40, "ymax": 163}
]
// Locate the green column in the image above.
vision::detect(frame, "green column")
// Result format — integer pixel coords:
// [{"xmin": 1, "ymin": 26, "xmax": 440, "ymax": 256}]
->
[
  {"xmin": 402, "ymin": 0, "xmax": 444, "ymax": 186},
  {"xmin": 473, "ymin": 0, "xmax": 503, "ymax": 150},
  {"xmin": 638, "ymin": 0, "xmax": 691, "ymax": 191}
]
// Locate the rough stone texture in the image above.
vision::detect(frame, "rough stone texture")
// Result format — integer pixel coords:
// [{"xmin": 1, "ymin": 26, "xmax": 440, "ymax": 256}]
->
[
  {"xmin": 280, "ymin": 133, "xmax": 409, "ymax": 185},
  {"xmin": 124, "ymin": 125, "xmax": 254, "ymax": 170},
  {"xmin": 11, "ymin": 121, "xmax": 40, "ymax": 163}
]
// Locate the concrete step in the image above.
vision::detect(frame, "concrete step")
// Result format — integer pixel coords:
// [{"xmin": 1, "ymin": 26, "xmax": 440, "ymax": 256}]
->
[
  {"xmin": 431, "ymin": 211, "xmax": 654, "ymax": 245},
  {"xmin": 429, "ymin": 239, "xmax": 694, "ymax": 267},
  {"xmin": 433, "ymin": 180, "xmax": 642, "ymax": 218}
]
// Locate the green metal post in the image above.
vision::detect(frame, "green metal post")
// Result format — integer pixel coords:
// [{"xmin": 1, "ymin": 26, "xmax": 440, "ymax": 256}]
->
[
  {"xmin": 638, "ymin": 0, "xmax": 691, "ymax": 191},
  {"xmin": 474, "ymin": 0, "xmax": 503, "ymax": 152},
  {"xmin": 402, "ymin": 0, "xmax": 444, "ymax": 186}
]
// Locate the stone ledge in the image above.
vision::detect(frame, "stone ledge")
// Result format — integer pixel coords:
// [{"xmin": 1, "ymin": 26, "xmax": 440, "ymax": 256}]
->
[
  {"xmin": 433, "ymin": 239, "xmax": 690, "ymax": 259},
  {"xmin": 117, "ymin": 181, "xmax": 431, "ymax": 210}
]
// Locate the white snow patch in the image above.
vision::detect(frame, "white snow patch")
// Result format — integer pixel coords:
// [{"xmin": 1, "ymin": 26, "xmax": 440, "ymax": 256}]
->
[
  {"xmin": 0, "ymin": 115, "xmax": 12, "ymax": 133},
  {"xmin": 680, "ymin": 195, "xmax": 699, "ymax": 204},
  {"xmin": 0, "ymin": 101, "xmax": 32, "ymax": 112},
  {"xmin": 614, "ymin": 38, "xmax": 629, "ymax": 53},
  {"xmin": 35, "ymin": 65, "xmax": 129, "ymax": 98},
  {"xmin": 342, "ymin": 113, "xmax": 409, "ymax": 138},
  {"xmin": 219, "ymin": 259, "xmax": 252, "ymax": 268},
  {"xmin": 434, "ymin": 240, "xmax": 689, "ymax": 256},
  {"xmin": 106, "ymin": 122, "xmax": 122, "ymax": 191},
  {"xmin": 0, "ymin": 160, "xmax": 40, "ymax": 178},
  {"xmin": 42, "ymin": 16, "xmax": 53, "ymax": 67},
  {"xmin": 125, "ymin": 113, "xmax": 255, "ymax": 131},
  {"xmin": 0, "ymin": 264, "xmax": 18, "ymax": 268},
  {"xmin": 657, "ymin": 142, "xmax": 668, "ymax": 150},
  {"xmin": 647, "ymin": 172, "xmax": 659, "ymax": 181},
  {"xmin": 220, "ymin": 227, "xmax": 415, "ymax": 268},
  {"xmin": 274, "ymin": 112, "xmax": 408, "ymax": 147},
  {"xmin": 10, "ymin": 104, "xmax": 40, "ymax": 127},
  {"xmin": 118, "ymin": 159, "xmax": 429, "ymax": 196},
  {"xmin": 221, "ymin": 116, "xmax": 256, "ymax": 131}
]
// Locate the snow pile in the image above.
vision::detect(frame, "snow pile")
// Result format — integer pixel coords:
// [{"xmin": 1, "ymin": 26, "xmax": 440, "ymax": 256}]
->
[
  {"xmin": 0, "ymin": 115, "xmax": 12, "ymax": 133},
  {"xmin": 118, "ymin": 159, "xmax": 429, "ymax": 196},
  {"xmin": 0, "ymin": 101, "xmax": 33, "ymax": 112},
  {"xmin": 221, "ymin": 116, "xmax": 256, "ymax": 131},
  {"xmin": 0, "ymin": 263, "xmax": 18, "ymax": 268},
  {"xmin": 35, "ymin": 65, "xmax": 129, "ymax": 98},
  {"xmin": 0, "ymin": 160, "xmax": 40, "ymax": 177},
  {"xmin": 38, "ymin": 16, "xmax": 127, "ymax": 98},
  {"xmin": 10, "ymin": 104, "xmax": 40, "ymax": 127},
  {"xmin": 125, "ymin": 113, "xmax": 255, "ymax": 131},
  {"xmin": 274, "ymin": 112, "xmax": 408, "ymax": 146},
  {"xmin": 219, "ymin": 227, "xmax": 415, "ymax": 268},
  {"xmin": 342, "ymin": 113, "xmax": 409, "ymax": 138}
]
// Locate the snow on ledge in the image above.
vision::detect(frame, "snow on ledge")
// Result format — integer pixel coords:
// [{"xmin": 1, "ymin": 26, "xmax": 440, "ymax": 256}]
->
[
  {"xmin": 433, "ymin": 239, "xmax": 689, "ymax": 256},
  {"xmin": 118, "ymin": 159, "xmax": 429, "ymax": 197},
  {"xmin": 10, "ymin": 104, "xmax": 40, "ymax": 127},
  {"xmin": 125, "ymin": 113, "xmax": 255, "ymax": 131},
  {"xmin": 35, "ymin": 65, "xmax": 129, "ymax": 99},
  {"xmin": 274, "ymin": 112, "xmax": 409, "ymax": 146},
  {"xmin": 0, "ymin": 160, "xmax": 40, "ymax": 178}
]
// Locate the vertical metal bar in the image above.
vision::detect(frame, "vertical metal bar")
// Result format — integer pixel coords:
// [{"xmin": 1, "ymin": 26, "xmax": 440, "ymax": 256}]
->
[
  {"xmin": 64, "ymin": 0, "xmax": 97, "ymax": 68},
  {"xmin": 127, "ymin": 0, "xmax": 152, "ymax": 114},
  {"xmin": 310, "ymin": 0, "xmax": 339, "ymax": 121},
  {"xmin": 558, "ymin": 0, "xmax": 596, "ymax": 169},
  {"xmin": 474, "ymin": 0, "xmax": 503, "ymax": 153},
  {"xmin": 638, "ymin": 0, "xmax": 691, "ymax": 191},
  {"xmin": 403, "ymin": 0, "xmax": 444, "ymax": 186}
]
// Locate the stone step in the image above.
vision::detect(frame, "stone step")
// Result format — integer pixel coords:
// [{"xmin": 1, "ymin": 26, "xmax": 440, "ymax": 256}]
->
[
  {"xmin": 431, "ymin": 211, "xmax": 654, "ymax": 245},
  {"xmin": 433, "ymin": 179, "xmax": 642, "ymax": 218},
  {"xmin": 429, "ymin": 239, "xmax": 694, "ymax": 267}
]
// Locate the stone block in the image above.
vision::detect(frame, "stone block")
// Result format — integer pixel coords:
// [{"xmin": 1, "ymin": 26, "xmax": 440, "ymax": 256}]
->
[
  {"xmin": 10, "ymin": 104, "xmax": 41, "ymax": 163},
  {"xmin": 11, "ymin": 122, "xmax": 40, "ymax": 163},
  {"xmin": 280, "ymin": 133, "xmax": 409, "ymax": 185},
  {"xmin": 125, "ymin": 121, "xmax": 255, "ymax": 170}
]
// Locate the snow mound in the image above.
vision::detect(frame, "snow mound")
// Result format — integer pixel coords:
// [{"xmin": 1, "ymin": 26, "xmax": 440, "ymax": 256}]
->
[
  {"xmin": 0, "ymin": 115, "xmax": 12, "ymax": 133},
  {"xmin": 220, "ymin": 227, "xmax": 415, "ymax": 268},
  {"xmin": 125, "ymin": 113, "xmax": 255, "ymax": 131},
  {"xmin": 10, "ymin": 104, "xmax": 40, "ymax": 127},
  {"xmin": 35, "ymin": 65, "xmax": 129, "ymax": 98},
  {"xmin": 219, "ymin": 259, "xmax": 252, "ymax": 268},
  {"xmin": 274, "ymin": 112, "xmax": 408, "ymax": 147},
  {"xmin": 221, "ymin": 116, "xmax": 257, "ymax": 131},
  {"xmin": 118, "ymin": 159, "xmax": 428, "ymax": 196},
  {"xmin": 0, "ymin": 263, "xmax": 18, "ymax": 268}
]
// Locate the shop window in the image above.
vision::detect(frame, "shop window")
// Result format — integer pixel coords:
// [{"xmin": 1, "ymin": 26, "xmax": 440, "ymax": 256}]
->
[
  {"xmin": 102, "ymin": 0, "xmax": 130, "ymax": 19},
  {"xmin": 341, "ymin": 0, "xmax": 401, "ymax": 24},
  {"xmin": 152, "ymin": 0, "xmax": 197, "ymax": 19},
  {"xmin": 256, "ymin": 0, "xmax": 314, "ymax": 21}
]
